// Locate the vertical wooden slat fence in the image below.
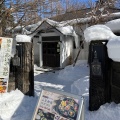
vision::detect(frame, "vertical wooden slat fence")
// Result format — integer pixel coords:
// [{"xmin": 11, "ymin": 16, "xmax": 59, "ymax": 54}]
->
[{"xmin": 15, "ymin": 42, "xmax": 34, "ymax": 96}]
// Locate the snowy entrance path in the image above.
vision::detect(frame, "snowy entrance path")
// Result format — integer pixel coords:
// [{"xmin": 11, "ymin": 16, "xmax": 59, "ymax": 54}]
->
[{"xmin": 34, "ymin": 60, "xmax": 89, "ymax": 95}]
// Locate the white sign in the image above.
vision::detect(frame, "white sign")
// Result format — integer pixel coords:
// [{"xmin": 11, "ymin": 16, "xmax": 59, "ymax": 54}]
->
[
  {"xmin": 32, "ymin": 87, "xmax": 84, "ymax": 120},
  {"xmin": 0, "ymin": 37, "xmax": 13, "ymax": 93}
]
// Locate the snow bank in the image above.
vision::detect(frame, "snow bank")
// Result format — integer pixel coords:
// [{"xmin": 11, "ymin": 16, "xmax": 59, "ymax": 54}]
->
[
  {"xmin": 0, "ymin": 89, "xmax": 24, "ymax": 119},
  {"xmin": 106, "ymin": 19, "xmax": 120, "ymax": 33},
  {"xmin": 71, "ymin": 75, "xmax": 89, "ymax": 96},
  {"xmin": 84, "ymin": 25, "xmax": 115, "ymax": 42},
  {"xmin": 85, "ymin": 102, "xmax": 120, "ymax": 120},
  {"xmin": 16, "ymin": 35, "xmax": 32, "ymax": 42},
  {"xmin": 107, "ymin": 36, "xmax": 120, "ymax": 62},
  {"xmin": 58, "ymin": 60, "xmax": 88, "ymax": 81},
  {"xmin": 0, "ymin": 89, "xmax": 37, "ymax": 120}
]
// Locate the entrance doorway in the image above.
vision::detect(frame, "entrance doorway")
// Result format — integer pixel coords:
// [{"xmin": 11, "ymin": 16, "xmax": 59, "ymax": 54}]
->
[{"xmin": 42, "ymin": 36, "xmax": 60, "ymax": 67}]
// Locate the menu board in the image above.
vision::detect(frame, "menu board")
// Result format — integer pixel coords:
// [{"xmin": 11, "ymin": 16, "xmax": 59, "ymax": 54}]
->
[
  {"xmin": 32, "ymin": 87, "xmax": 84, "ymax": 120},
  {"xmin": 0, "ymin": 37, "xmax": 13, "ymax": 93}
]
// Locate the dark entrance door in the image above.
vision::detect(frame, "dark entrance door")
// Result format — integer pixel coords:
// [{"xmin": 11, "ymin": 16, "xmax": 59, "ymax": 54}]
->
[{"xmin": 42, "ymin": 36, "xmax": 60, "ymax": 67}]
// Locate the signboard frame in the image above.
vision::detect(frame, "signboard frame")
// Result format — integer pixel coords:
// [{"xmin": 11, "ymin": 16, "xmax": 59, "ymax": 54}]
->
[
  {"xmin": 32, "ymin": 87, "xmax": 84, "ymax": 120},
  {"xmin": 0, "ymin": 37, "xmax": 13, "ymax": 93}
]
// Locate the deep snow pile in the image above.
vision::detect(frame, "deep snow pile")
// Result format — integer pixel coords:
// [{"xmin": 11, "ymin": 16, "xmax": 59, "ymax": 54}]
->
[
  {"xmin": 84, "ymin": 23, "xmax": 120, "ymax": 62},
  {"xmin": 107, "ymin": 36, "xmax": 120, "ymax": 62},
  {"xmin": 16, "ymin": 35, "xmax": 32, "ymax": 42},
  {"xmin": 0, "ymin": 61, "xmax": 120, "ymax": 120},
  {"xmin": 0, "ymin": 90, "xmax": 37, "ymax": 120},
  {"xmin": 84, "ymin": 25, "xmax": 115, "ymax": 42},
  {"xmin": 105, "ymin": 19, "xmax": 120, "ymax": 33}
]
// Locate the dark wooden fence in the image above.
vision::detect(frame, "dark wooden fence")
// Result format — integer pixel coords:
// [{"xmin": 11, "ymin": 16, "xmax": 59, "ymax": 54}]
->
[
  {"xmin": 8, "ymin": 42, "xmax": 34, "ymax": 96},
  {"xmin": 111, "ymin": 62, "xmax": 120, "ymax": 103},
  {"xmin": 89, "ymin": 40, "xmax": 111, "ymax": 111}
]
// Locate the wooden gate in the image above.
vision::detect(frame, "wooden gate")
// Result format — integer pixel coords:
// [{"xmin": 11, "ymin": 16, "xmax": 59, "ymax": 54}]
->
[
  {"xmin": 111, "ymin": 62, "xmax": 120, "ymax": 103},
  {"xmin": 15, "ymin": 42, "xmax": 34, "ymax": 96},
  {"xmin": 89, "ymin": 41, "xmax": 111, "ymax": 110}
]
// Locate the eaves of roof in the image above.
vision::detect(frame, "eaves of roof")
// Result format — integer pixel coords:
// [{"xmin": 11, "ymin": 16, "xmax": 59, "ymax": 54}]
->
[{"xmin": 27, "ymin": 20, "xmax": 65, "ymax": 36}]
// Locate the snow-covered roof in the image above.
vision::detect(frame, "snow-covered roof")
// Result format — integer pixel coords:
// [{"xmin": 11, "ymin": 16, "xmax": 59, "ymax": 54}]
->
[
  {"xmin": 84, "ymin": 25, "xmax": 115, "ymax": 42},
  {"xmin": 28, "ymin": 19, "xmax": 78, "ymax": 37},
  {"xmin": 105, "ymin": 19, "xmax": 120, "ymax": 33},
  {"xmin": 59, "ymin": 12, "xmax": 120, "ymax": 26},
  {"xmin": 27, "ymin": 19, "xmax": 80, "ymax": 47},
  {"xmin": 13, "ymin": 19, "xmax": 79, "ymax": 47},
  {"xmin": 6, "ymin": 10, "xmax": 120, "ymax": 35},
  {"xmin": 16, "ymin": 35, "xmax": 32, "ymax": 42},
  {"xmin": 26, "ymin": 21, "xmax": 43, "ymax": 32},
  {"xmin": 6, "ymin": 11, "xmax": 120, "ymax": 37},
  {"xmin": 7, "ymin": 19, "xmax": 78, "ymax": 38}
]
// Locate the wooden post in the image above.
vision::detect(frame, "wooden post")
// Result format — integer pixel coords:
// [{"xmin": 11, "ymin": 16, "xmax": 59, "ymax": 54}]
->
[{"xmin": 15, "ymin": 42, "xmax": 34, "ymax": 96}]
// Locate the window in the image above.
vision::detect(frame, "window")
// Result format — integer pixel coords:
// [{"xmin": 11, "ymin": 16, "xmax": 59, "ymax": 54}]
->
[
  {"xmin": 73, "ymin": 40, "xmax": 76, "ymax": 49},
  {"xmin": 79, "ymin": 35, "xmax": 84, "ymax": 49},
  {"xmin": 80, "ymin": 41, "xmax": 84, "ymax": 49}
]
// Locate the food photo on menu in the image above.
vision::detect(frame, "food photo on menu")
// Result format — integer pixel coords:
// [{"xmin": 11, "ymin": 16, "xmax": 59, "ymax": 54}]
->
[
  {"xmin": 53, "ymin": 97, "xmax": 79, "ymax": 120},
  {"xmin": 0, "ymin": 78, "xmax": 7, "ymax": 85},
  {"xmin": 0, "ymin": 78, "xmax": 7, "ymax": 93}
]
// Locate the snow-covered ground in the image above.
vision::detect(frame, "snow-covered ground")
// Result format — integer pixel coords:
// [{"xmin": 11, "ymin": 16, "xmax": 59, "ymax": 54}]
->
[{"xmin": 0, "ymin": 60, "xmax": 120, "ymax": 120}]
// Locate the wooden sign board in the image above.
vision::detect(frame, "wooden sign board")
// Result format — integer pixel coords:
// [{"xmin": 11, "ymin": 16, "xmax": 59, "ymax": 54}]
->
[
  {"xmin": 0, "ymin": 37, "xmax": 13, "ymax": 93},
  {"xmin": 32, "ymin": 87, "xmax": 84, "ymax": 120}
]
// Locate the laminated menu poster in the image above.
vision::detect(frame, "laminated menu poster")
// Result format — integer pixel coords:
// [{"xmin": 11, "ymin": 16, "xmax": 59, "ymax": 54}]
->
[
  {"xmin": 32, "ymin": 87, "xmax": 84, "ymax": 120},
  {"xmin": 0, "ymin": 37, "xmax": 13, "ymax": 93}
]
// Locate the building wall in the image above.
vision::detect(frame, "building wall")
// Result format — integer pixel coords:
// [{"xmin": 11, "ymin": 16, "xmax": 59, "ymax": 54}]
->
[
  {"xmin": 74, "ymin": 24, "xmax": 89, "ymax": 36},
  {"xmin": 32, "ymin": 37, "xmax": 39, "ymax": 66},
  {"xmin": 73, "ymin": 24, "xmax": 90, "ymax": 61},
  {"xmin": 73, "ymin": 41, "xmax": 89, "ymax": 61}
]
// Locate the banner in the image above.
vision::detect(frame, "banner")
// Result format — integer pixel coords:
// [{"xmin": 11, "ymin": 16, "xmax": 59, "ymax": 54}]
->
[
  {"xmin": 32, "ymin": 87, "xmax": 84, "ymax": 120},
  {"xmin": 0, "ymin": 37, "xmax": 13, "ymax": 93}
]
